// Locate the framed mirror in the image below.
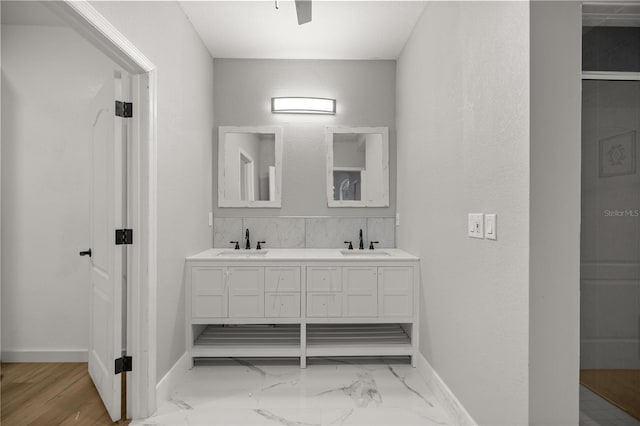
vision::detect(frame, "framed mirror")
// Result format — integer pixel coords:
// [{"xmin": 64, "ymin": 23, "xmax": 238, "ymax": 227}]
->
[
  {"xmin": 326, "ymin": 126, "xmax": 389, "ymax": 207},
  {"xmin": 218, "ymin": 126, "xmax": 283, "ymax": 208}
]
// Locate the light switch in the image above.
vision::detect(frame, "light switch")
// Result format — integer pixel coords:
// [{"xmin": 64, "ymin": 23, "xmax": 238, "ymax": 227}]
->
[
  {"xmin": 208, "ymin": 212, "xmax": 213, "ymax": 227},
  {"xmin": 468, "ymin": 213, "xmax": 484, "ymax": 239},
  {"xmin": 485, "ymin": 214, "xmax": 497, "ymax": 240}
]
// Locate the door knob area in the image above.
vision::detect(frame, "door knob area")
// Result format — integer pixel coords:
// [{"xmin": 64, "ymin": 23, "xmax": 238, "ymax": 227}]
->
[{"xmin": 79, "ymin": 249, "xmax": 92, "ymax": 257}]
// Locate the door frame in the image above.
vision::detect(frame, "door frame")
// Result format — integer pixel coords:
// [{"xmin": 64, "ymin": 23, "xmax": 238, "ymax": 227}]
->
[{"xmin": 51, "ymin": 1, "xmax": 158, "ymax": 419}]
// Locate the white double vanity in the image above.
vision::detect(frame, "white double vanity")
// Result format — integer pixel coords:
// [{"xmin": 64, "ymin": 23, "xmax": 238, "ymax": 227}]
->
[
  {"xmin": 189, "ymin": 124, "xmax": 417, "ymax": 367},
  {"xmin": 185, "ymin": 248, "xmax": 419, "ymax": 368}
]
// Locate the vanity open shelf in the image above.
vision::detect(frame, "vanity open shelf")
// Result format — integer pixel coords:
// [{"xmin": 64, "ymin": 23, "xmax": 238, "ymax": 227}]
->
[
  {"xmin": 305, "ymin": 323, "xmax": 413, "ymax": 357},
  {"xmin": 192, "ymin": 324, "xmax": 301, "ymax": 358},
  {"xmin": 185, "ymin": 248, "xmax": 419, "ymax": 368}
]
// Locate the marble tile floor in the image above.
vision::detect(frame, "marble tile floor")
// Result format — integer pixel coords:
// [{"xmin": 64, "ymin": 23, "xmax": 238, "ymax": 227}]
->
[
  {"xmin": 132, "ymin": 357, "xmax": 455, "ymax": 426},
  {"xmin": 580, "ymin": 385, "xmax": 640, "ymax": 426}
]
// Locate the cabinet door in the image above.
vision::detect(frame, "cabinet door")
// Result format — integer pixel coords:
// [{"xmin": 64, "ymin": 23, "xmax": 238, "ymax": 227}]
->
[
  {"xmin": 343, "ymin": 267, "xmax": 378, "ymax": 317},
  {"xmin": 265, "ymin": 267, "xmax": 301, "ymax": 292},
  {"xmin": 192, "ymin": 267, "xmax": 227, "ymax": 318},
  {"xmin": 307, "ymin": 267, "xmax": 342, "ymax": 292},
  {"xmin": 306, "ymin": 293, "xmax": 342, "ymax": 317},
  {"xmin": 228, "ymin": 267, "xmax": 265, "ymax": 318},
  {"xmin": 378, "ymin": 267, "xmax": 413, "ymax": 317},
  {"xmin": 265, "ymin": 293, "xmax": 300, "ymax": 317}
]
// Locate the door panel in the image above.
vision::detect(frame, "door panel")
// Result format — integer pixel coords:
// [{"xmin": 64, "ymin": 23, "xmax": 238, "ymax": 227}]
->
[
  {"xmin": 228, "ymin": 267, "xmax": 264, "ymax": 317},
  {"xmin": 192, "ymin": 267, "xmax": 227, "ymax": 318},
  {"xmin": 379, "ymin": 267, "xmax": 413, "ymax": 317},
  {"xmin": 343, "ymin": 267, "xmax": 378, "ymax": 317},
  {"xmin": 88, "ymin": 71, "xmax": 124, "ymax": 421}
]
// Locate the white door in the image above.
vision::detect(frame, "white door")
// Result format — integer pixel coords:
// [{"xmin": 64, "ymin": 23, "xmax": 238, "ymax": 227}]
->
[{"xmin": 87, "ymin": 71, "xmax": 127, "ymax": 421}]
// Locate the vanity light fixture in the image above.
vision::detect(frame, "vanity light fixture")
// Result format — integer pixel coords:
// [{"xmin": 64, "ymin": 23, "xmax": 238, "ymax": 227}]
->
[{"xmin": 271, "ymin": 97, "xmax": 336, "ymax": 115}]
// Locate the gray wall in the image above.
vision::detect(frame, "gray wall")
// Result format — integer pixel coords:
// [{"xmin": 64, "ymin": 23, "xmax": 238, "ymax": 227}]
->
[
  {"xmin": 213, "ymin": 59, "xmax": 396, "ymax": 218},
  {"xmin": 1, "ymin": 11, "xmax": 119, "ymax": 360},
  {"xmin": 90, "ymin": 1, "xmax": 214, "ymax": 382},
  {"xmin": 396, "ymin": 2, "xmax": 530, "ymax": 425},
  {"xmin": 529, "ymin": 2, "xmax": 581, "ymax": 424}
]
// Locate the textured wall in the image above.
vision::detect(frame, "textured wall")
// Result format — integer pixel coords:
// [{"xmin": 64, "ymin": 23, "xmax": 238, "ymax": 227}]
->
[{"xmin": 396, "ymin": 2, "xmax": 530, "ymax": 424}]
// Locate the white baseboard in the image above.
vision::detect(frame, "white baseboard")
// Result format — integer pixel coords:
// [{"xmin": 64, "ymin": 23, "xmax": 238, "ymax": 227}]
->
[
  {"xmin": 1, "ymin": 350, "xmax": 88, "ymax": 362},
  {"xmin": 155, "ymin": 351, "xmax": 190, "ymax": 407},
  {"xmin": 416, "ymin": 352, "xmax": 477, "ymax": 426}
]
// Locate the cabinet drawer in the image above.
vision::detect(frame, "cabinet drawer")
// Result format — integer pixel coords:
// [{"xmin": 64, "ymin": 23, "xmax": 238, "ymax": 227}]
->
[
  {"xmin": 307, "ymin": 292, "xmax": 342, "ymax": 317},
  {"xmin": 265, "ymin": 293, "xmax": 301, "ymax": 317},
  {"xmin": 307, "ymin": 267, "xmax": 342, "ymax": 292},
  {"xmin": 265, "ymin": 267, "xmax": 301, "ymax": 292}
]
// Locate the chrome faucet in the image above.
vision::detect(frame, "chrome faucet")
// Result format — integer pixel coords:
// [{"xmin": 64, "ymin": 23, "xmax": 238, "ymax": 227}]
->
[
  {"xmin": 245, "ymin": 228, "xmax": 251, "ymax": 250},
  {"xmin": 359, "ymin": 229, "xmax": 364, "ymax": 250}
]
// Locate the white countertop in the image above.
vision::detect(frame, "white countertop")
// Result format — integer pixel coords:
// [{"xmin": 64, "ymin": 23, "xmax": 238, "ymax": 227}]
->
[{"xmin": 186, "ymin": 248, "xmax": 419, "ymax": 261}]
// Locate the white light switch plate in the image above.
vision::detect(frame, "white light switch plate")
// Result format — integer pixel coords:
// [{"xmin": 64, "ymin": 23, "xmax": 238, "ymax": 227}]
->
[
  {"xmin": 468, "ymin": 213, "xmax": 484, "ymax": 239},
  {"xmin": 485, "ymin": 214, "xmax": 497, "ymax": 240}
]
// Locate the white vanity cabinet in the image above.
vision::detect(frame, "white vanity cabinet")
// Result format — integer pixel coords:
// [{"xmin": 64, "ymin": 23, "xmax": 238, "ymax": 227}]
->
[
  {"xmin": 379, "ymin": 266, "xmax": 414, "ymax": 317},
  {"xmin": 265, "ymin": 267, "xmax": 301, "ymax": 318},
  {"xmin": 191, "ymin": 266, "xmax": 227, "ymax": 318},
  {"xmin": 185, "ymin": 249, "xmax": 419, "ymax": 368},
  {"xmin": 228, "ymin": 267, "xmax": 264, "ymax": 318},
  {"xmin": 342, "ymin": 266, "xmax": 379, "ymax": 317},
  {"xmin": 190, "ymin": 266, "xmax": 266, "ymax": 319},
  {"xmin": 306, "ymin": 267, "xmax": 342, "ymax": 317}
]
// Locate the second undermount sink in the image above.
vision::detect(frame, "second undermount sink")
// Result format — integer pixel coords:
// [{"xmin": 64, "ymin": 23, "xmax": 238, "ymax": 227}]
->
[
  {"xmin": 340, "ymin": 250, "xmax": 391, "ymax": 256},
  {"xmin": 216, "ymin": 250, "xmax": 269, "ymax": 257}
]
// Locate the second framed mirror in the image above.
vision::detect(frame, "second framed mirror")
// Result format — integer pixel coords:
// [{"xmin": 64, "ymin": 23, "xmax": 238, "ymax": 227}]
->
[{"xmin": 326, "ymin": 126, "xmax": 389, "ymax": 207}]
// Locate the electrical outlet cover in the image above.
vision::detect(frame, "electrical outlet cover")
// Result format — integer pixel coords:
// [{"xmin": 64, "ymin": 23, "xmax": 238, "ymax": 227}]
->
[{"xmin": 468, "ymin": 213, "xmax": 484, "ymax": 239}]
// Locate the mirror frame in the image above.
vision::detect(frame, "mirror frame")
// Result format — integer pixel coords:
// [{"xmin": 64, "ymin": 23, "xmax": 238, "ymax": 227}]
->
[
  {"xmin": 218, "ymin": 126, "xmax": 283, "ymax": 208},
  {"xmin": 326, "ymin": 126, "xmax": 389, "ymax": 207}
]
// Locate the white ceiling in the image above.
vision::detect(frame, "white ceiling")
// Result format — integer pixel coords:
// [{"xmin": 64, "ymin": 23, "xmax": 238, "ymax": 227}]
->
[{"xmin": 179, "ymin": 1, "xmax": 426, "ymax": 60}]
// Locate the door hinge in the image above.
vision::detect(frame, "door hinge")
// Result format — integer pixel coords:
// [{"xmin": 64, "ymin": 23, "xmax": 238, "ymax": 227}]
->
[
  {"xmin": 115, "ymin": 101, "xmax": 133, "ymax": 118},
  {"xmin": 115, "ymin": 356, "xmax": 132, "ymax": 374},
  {"xmin": 115, "ymin": 229, "xmax": 133, "ymax": 245}
]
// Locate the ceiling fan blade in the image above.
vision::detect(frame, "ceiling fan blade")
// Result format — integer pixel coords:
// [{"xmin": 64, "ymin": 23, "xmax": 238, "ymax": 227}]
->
[{"xmin": 294, "ymin": 0, "xmax": 312, "ymax": 25}]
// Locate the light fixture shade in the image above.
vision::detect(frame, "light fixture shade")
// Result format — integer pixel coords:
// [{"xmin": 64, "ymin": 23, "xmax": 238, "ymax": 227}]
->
[{"xmin": 271, "ymin": 97, "xmax": 336, "ymax": 114}]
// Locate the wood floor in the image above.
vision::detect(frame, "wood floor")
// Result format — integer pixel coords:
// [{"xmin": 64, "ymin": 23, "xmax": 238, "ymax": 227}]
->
[
  {"xmin": 580, "ymin": 369, "xmax": 640, "ymax": 421},
  {"xmin": 1, "ymin": 363, "xmax": 129, "ymax": 426}
]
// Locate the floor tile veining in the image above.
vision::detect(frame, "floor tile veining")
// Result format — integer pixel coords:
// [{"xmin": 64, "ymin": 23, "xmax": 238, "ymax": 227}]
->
[{"xmin": 133, "ymin": 358, "xmax": 454, "ymax": 426}]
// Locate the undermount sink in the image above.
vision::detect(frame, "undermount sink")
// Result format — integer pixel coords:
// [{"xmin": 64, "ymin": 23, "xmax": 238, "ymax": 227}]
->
[
  {"xmin": 216, "ymin": 250, "xmax": 269, "ymax": 257},
  {"xmin": 340, "ymin": 250, "xmax": 391, "ymax": 256}
]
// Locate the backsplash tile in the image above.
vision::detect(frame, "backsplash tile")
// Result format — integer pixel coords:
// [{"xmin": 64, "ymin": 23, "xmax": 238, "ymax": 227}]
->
[
  {"xmin": 213, "ymin": 217, "xmax": 243, "ymax": 248},
  {"xmin": 242, "ymin": 217, "xmax": 305, "ymax": 249},
  {"xmin": 213, "ymin": 216, "xmax": 395, "ymax": 249},
  {"xmin": 367, "ymin": 217, "xmax": 396, "ymax": 248},
  {"xmin": 305, "ymin": 217, "xmax": 368, "ymax": 249}
]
